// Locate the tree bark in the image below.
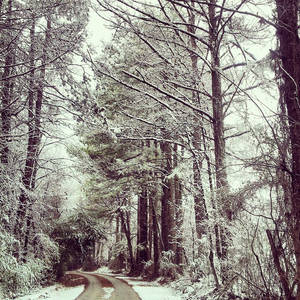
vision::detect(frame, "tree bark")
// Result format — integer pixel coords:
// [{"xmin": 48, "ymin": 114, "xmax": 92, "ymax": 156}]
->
[
  {"xmin": 119, "ymin": 209, "xmax": 135, "ymax": 274},
  {"xmin": 13, "ymin": 17, "xmax": 36, "ymax": 258},
  {"xmin": 116, "ymin": 215, "xmax": 120, "ymax": 243},
  {"xmin": 208, "ymin": 0, "xmax": 231, "ymax": 282},
  {"xmin": 151, "ymin": 140, "xmax": 160, "ymax": 278},
  {"xmin": 150, "ymin": 194, "xmax": 160, "ymax": 278},
  {"xmin": 275, "ymin": 1, "xmax": 300, "ymax": 297},
  {"xmin": 266, "ymin": 229, "xmax": 293, "ymax": 299},
  {"xmin": 173, "ymin": 144, "xmax": 184, "ymax": 266},
  {"xmin": 136, "ymin": 186, "xmax": 148, "ymax": 275},
  {"xmin": 14, "ymin": 16, "xmax": 51, "ymax": 261},
  {"xmin": 186, "ymin": 0, "xmax": 209, "ymax": 250},
  {"xmin": 1, "ymin": 0, "xmax": 13, "ymax": 164},
  {"xmin": 160, "ymin": 139, "xmax": 175, "ymax": 255}
]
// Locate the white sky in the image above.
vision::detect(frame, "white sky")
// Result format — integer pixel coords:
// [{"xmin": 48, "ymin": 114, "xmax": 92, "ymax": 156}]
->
[{"xmin": 87, "ymin": 8, "xmax": 112, "ymax": 46}]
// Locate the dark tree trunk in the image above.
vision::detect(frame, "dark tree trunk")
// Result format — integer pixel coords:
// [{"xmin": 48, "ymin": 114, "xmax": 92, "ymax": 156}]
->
[
  {"xmin": 274, "ymin": 1, "xmax": 300, "ymax": 297},
  {"xmin": 136, "ymin": 187, "xmax": 148, "ymax": 275},
  {"xmin": 116, "ymin": 215, "xmax": 120, "ymax": 243},
  {"xmin": 187, "ymin": 1, "xmax": 208, "ymax": 251},
  {"xmin": 1, "ymin": 0, "xmax": 13, "ymax": 164},
  {"xmin": 14, "ymin": 16, "xmax": 51, "ymax": 261},
  {"xmin": 148, "ymin": 193, "xmax": 153, "ymax": 261},
  {"xmin": 174, "ymin": 174, "xmax": 184, "ymax": 266},
  {"xmin": 150, "ymin": 140, "xmax": 160, "ymax": 278},
  {"xmin": 203, "ymin": 128, "xmax": 220, "ymax": 287},
  {"xmin": 160, "ymin": 139, "xmax": 175, "ymax": 254},
  {"xmin": 150, "ymin": 195, "xmax": 160, "ymax": 278},
  {"xmin": 173, "ymin": 144, "xmax": 184, "ymax": 266},
  {"xmin": 13, "ymin": 17, "xmax": 36, "ymax": 258},
  {"xmin": 193, "ymin": 135, "xmax": 207, "ymax": 243},
  {"xmin": 120, "ymin": 209, "xmax": 135, "ymax": 274},
  {"xmin": 207, "ymin": 0, "xmax": 232, "ymax": 283},
  {"xmin": 208, "ymin": 1, "xmax": 231, "ymax": 273},
  {"xmin": 266, "ymin": 230, "xmax": 293, "ymax": 299}
]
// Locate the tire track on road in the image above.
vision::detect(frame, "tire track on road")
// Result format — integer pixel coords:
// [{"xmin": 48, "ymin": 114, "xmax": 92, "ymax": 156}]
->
[{"xmin": 67, "ymin": 271, "xmax": 141, "ymax": 300}]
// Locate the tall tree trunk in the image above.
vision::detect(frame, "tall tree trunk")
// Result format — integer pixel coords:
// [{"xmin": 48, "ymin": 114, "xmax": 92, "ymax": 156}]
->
[
  {"xmin": 193, "ymin": 132, "xmax": 207, "ymax": 244},
  {"xmin": 150, "ymin": 194, "xmax": 160, "ymax": 278},
  {"xmin": 1, "ymin": 0, "xmax": 13, "ymax": 164},
  {"xmin": 13, "ymin": 17, "xmax": 36, "ymax": 259},
  {"xmin": 203, "ymin": 128, "xmax": 220, "ymax": 287},
  {"xmin": 136, "ymin": 186, "xmax": 148, "ymax": 275},
  {"xmin": 275, "ymin": 1, "xmax": 300, "ymax": 298},
  {"xmin": 148, "ymin": 192, "xmax": 153, "ymax": 261},
  {"xmin": 119, "ymin": 209, "xmax": 135, "ymax": 274},
  {"xmin": 23, "ymin": 16, "xmax": 51, "ymax": 260},
  {"xmin": 186, "ymin": 0, "xmax": 208, "ymax": 248},
  {"xmin": 150, "ymin": 140, "xmax": 160, "ymax": 278},
  {"xmin": 14, "ymin": 16, "xmax": 51, "ymax": 261},
  {"xmin": 160, "ymin": 139, "xmax": 175, "ymax": 255},
  {"xmin": 116, "ymin": 215, "xmax": 120, "ymax": 243},
  {"xmin": 267, "ymin": 230, "xmax": 293, "ymax": 299},
  {"xmin": 173, "ymin": 144, "xmax": 184, "ymax": 266},
  {"xmin": 208, "ymin": 0, "xmax": 231, "ymax": 282}
]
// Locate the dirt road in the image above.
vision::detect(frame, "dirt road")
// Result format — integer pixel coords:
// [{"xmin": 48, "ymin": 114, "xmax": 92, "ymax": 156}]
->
[{"xmin": 67, "ymin": 271, "xmax": 141, "ymax": 300}]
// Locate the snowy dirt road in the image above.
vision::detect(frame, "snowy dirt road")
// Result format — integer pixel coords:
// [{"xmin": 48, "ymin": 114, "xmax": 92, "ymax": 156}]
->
[{"xmin": 68, "ymin": 271, "xmax": 141, "ymax": 300}]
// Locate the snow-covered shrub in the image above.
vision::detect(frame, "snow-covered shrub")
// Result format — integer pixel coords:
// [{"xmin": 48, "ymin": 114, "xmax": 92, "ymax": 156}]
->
[
  {"xmin": 36, "ymin": 233, "xmax": 60, "ymax": 263},
  {"xmin": 188, "ymin": 258, "xmax": 205, "ymax": 282},
  {"xmin": 0, "ymin": 230, "xmax": 46, "ymax": 298},
  {"xmin": 108, "ymin": 241, "xmax": 128, "ymax": 271},
  {"xmin": 140, "ymin": 260, "xmax": 154, "ymax": 278},
  {"xmin": 172, "ymin": 276, "xmax": 216, "ymax": 300},
  {"xmin": 160, "ymin": 250, "xmax": 180, "ymax": 280},
  {"xmin": 0, "ymin": 223, "xmax": 61, "ymax": 299},
  {"xmin": 1, "ymin": 258, "xmax": 46, "ymax": 298}
]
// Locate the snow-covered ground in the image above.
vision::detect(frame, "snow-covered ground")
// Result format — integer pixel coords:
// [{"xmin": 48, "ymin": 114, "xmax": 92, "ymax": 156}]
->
[
  {"xmin": 14, "ymin": 284, "xmax": 84, "ymax": 300},
  {"xmin": 14, "ymin": 284, "xmax": 115, "ymax": 300},
  {"xmin": 137, "ymin": 286, "xmax": 181, "ymax": 300},
  {"xmin": 125, "ymin": 279, "xmax": 182, "ymax": 300},
  {"xmin": 99, "ymin": 268, "xmax": 182, "ymax": 300},
  {"xmin": 14, "ymin": 269, "xmax": 182, "ymax": 300}
]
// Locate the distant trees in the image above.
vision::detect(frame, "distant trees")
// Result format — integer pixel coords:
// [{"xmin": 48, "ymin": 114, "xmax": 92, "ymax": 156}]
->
[
  {"xmin": 74, "ymin": 127, "xmax": 164, "ymax": 276},
  {"xmin": 53, "ymin": 209, "xmax": 106, "ymax": 277}
]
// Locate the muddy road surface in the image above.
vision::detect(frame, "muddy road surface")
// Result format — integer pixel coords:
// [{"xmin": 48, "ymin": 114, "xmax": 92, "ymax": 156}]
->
[{"xmin": 67, "ymin": 271, "xmax": 141, "ymax": 300}]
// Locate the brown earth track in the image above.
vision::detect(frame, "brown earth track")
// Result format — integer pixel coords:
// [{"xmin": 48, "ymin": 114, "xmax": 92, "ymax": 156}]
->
[
  {"xmin": 66, "ymin": 271, "xmax": 142, "ymax": 300},
  {"xmin": 60, "ymin": 273, "xmax": 88, "ymax": 287},
  {"xmin": 95, "ymin": 274, "xmax": 114, "ymax": 288}
]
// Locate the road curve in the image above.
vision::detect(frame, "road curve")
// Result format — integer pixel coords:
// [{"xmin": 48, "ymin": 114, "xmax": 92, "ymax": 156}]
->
[{"xmin": 67, "ymin": 271, "xmax": 141, "ymax": 300}]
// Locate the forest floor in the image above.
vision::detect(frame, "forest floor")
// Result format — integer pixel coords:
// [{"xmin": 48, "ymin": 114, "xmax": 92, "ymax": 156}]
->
[{"xmin": 14, "ymin": 268, "xmax": 183, "ymax": 300}]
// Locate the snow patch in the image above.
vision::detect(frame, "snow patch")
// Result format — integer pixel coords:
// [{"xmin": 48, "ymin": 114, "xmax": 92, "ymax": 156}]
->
[
  {"xmin": 103, "ymin": 287, "xmax": 114, "ymax": 299},
  {"xmin": 14, "ymin": 284, "xmax": 84, "ymax": 300},
  {"xmin": 133, "ymin": 285, "xmax": 182, "ymax": 300},
  {"xmin": 116, "ymin": 276, "xmax": 182, "ymax": 300}
]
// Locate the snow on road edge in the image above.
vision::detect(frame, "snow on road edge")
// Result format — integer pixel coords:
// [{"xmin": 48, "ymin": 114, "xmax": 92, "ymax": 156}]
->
[
  {"xmin": 122, "ymin": 278, "xmax": 182, "ymax": 300},
  {"xmin": 14, "ymin": 268, "xmax": 183, "ymax": 300},
  {"xmin": 14, "ymin": 284, "xmax": 84, "ymax": 300}
]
